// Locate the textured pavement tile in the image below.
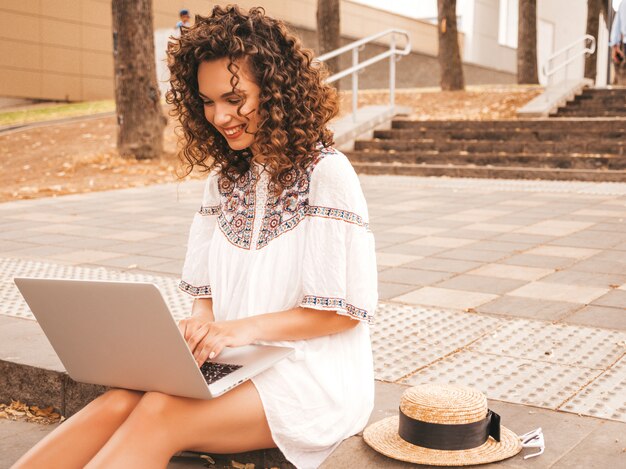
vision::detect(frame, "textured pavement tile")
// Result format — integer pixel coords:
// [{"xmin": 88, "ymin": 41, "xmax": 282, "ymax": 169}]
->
[
  {"xmin": 392, "ymin": 286, "xmax": 497, "ymax": 310},
  {"xmin": 434, "ymin": 248, "xmax": 508, "ymax": 263},
  {"xmin": 375, "ymin": 252, "xmax": 422, "ymax": 267},
  {"xmin": 377, "ymin": 267, "xmax": 452, "ymax": 286},
  {"xmin": 476, "ymin": 296, "xmax": 581, "ymax": 321},
  {"xmin": 435, "ymin": 274, "xmax": 526, "ymax": 295},
  {"xmin": 501, "ymin": 253, "xmax": 576, "ymax": 269},
  {"xmin": 403, "ymin": 257, "xmax": 482, "ymax": 274},
  {"xmin": 468, "ymin": 263, "xmax": 553, "ymax": 281},
  {"xmin": 538, "ymin": 270, "xmax": 626, "ymax": 288},
  {"xmin": 559, "ymin": 356, "xmax": 626, "ymax": 422},
  {"xmin": 591, "ymin": 289, "xmax": 626, "ymax": 308},
  {"xmin": 524, "ymin": 246, "xmax": 600, "ymax": 259},
  {"xmin": 515, "ymin": 220, "xmax": 594, "ymax": 236},
  {"xmin": 508, "ymin": 282, "xmax": 608, "ymax": 304},
  {"xmin": 371, "ymin": 304, "xmax": 500, "ymax": 382},
  {"xmin": 470, "ymin": 319, "xmax": 626, "ymax": 369},
  {"xmin": 401, "ymin": 350, "xmax": 603, "ymax": 410},
  {"xmin": 408, "ymin": 236, "xmax": 475, "ymax": 248},
  {"xmin": 564, "ymin": 305, "xmax": 626, "ymax": 330}
]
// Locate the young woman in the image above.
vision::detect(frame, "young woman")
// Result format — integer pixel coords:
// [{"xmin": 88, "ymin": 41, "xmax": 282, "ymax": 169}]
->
[{"xmin": 11, "ymin": 5, "xmax": 378, "ymax": 469}]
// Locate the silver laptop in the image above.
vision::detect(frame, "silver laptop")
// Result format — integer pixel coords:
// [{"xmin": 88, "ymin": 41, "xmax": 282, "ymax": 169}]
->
[{"xmin": 13, "ymin": 278, "xmax": 294, "ymax": 399}]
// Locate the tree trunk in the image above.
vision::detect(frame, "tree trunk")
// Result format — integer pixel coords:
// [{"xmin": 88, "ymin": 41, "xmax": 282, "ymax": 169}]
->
[
  {"xmin": 517, "ymin": 0, "xmax": 539, "ymax": 84},
  {"xmin": 317, "ymin": 0, "xmax": 341, "ymax": 89},
  {"xmin": 437, "ymin": 0, "xmax": 465, "ymax": 91},
  {"xmin": 112, "ymin": 0, "xmax": 166, "ymax": 160}
]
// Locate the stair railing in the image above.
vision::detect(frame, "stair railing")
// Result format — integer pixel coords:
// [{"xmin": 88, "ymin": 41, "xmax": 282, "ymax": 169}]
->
[
  {"xmin": 542, "ymin": 34, "xmax": 596, "ymax": 88},
  {"xmin": 316, "ymin": 29, "xmax": 411, "ymax": 123}
]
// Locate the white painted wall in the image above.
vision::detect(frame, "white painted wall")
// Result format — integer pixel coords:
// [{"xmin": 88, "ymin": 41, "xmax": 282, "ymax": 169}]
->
[
  {"xmin": 537, "ymin": 0, "xmax": 587, "ymax": 84},
  {"xmin": 463, "ymin": 0, "xmax": 517, "ymax": 73}
]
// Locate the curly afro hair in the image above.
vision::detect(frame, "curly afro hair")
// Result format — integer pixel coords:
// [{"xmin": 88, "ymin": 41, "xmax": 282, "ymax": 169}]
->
[{"xmin": 165, "ymin": 4, "xmax": 339, "ymax": 194}]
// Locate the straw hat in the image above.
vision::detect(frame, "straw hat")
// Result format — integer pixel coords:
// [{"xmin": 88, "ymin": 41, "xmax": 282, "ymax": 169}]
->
[{"xmin": 364, "ymin": 384, "xmax": 522, "ymax": 466}]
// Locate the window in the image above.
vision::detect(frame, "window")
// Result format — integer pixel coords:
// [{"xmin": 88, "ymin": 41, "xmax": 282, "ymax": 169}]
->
[{"xmin": 498, "ymin": 0, "xmax": 518, "ymax": 48}]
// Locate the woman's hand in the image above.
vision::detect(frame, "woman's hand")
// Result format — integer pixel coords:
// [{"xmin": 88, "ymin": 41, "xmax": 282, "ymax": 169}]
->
[
  {"xmin": 180, "ymin": 318, "xmax": 257, "ymax": 367},
  {"xmin": 177, "ymin": 315, "xmax": 210, "ymax": 346}
]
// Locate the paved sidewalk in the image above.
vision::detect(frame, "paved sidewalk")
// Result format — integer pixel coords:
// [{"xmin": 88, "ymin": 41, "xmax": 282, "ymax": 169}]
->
[{"xmin": 1, "ymin": 175, "xmax": 625, "ymax": 467}]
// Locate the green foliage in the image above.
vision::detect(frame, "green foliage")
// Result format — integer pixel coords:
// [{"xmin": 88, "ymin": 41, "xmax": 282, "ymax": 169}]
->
[{"xmin": 0, "ymin": 100, "xmax": 115, "ymax": 126}]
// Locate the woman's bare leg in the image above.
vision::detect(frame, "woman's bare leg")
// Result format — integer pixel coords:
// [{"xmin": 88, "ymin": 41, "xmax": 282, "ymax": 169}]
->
[
  {"xmin": 85, "ymin": 381, "xmax": 275, "ymax": 469},
  {"xmin": 10, "ymin": 389, "xmax": 144, "ymax": 469}
]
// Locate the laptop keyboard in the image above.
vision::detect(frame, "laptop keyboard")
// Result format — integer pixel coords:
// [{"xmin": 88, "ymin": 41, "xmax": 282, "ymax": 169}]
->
[{"xmin": 199, "ymin": 362, "xmax": 242, "ymax": 385}]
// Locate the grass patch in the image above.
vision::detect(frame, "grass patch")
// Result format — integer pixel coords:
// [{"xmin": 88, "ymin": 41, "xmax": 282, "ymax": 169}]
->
[{"xmin": 0, "ymin": 100, "xmax": 116, "ymax": 126}]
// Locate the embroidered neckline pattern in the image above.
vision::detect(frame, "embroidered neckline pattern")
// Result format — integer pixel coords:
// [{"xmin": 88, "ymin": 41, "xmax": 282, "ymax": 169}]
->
[
  {"xmin": 301, "ymin": 295, "xmax": 372, "ymax": 323},
  {"xmin": 217, "ymin": 169, "xmax": 257, "ymax": 249},
  {"xmin": 213, "ymin": 146, "xmax": 369, "ymax": 250},
  {"xmin": 179, "ymin": 280, "xmax": 212, "ymax": 297}
]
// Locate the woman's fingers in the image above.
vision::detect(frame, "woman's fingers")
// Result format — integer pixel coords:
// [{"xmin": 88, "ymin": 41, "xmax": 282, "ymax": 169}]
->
[
  {"xmin": 187, "ymin": 322, "xmax": 211, "ymax": 352},
  {"xmin": 194, "ymin": 335, "xmax": 229, "ymax": 366}
]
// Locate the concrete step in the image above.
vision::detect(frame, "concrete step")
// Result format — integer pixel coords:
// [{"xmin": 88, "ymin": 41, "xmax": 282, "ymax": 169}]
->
[
  {"xmin": 568, "ymin": 97, "xmax": 626, "ymax": 105},
  {"xmin": 355, "ymin": 139, "xmax": 626, "ymax": 155},
  {"xmin": 347, "ymin": 150, "xmax": 626, "ymax": 170},
  {"xmin": 349, "ymin": 161, "xmax": 626, "ymax": 182},
  {"xmin": 374, "ymin": 128, "xmax": 626, "ymax": 142},
  {"xmin": 554, "ymin": 110, "xmax": 626, "ymax": 118},
  {"xmin": 581, "ymin": 88, "xmax": 626, "ymax": 97},
  {"xmin": 390, "ymin": 119, "xmax": 626, "ymax": 132}
]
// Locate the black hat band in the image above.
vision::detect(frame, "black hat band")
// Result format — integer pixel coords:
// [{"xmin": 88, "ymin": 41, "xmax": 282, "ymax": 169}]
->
[{"xmin": 398, "ymin": 408, "xmax": 501, "ymax": 451}]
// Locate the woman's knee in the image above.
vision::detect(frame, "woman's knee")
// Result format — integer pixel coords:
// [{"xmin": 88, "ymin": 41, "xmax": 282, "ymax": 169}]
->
[
  {"xmin": 96, "ymin": 388, "xmax": 144, "ymax": 420},
  {"xmin": 131, "ymin": 391, "xmax": 176, "ymax": 421}
]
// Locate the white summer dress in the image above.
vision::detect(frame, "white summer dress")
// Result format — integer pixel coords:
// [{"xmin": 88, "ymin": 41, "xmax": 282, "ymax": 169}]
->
[{"xmin": 178, "ymin": 146, "xmax": 378, "ymax": 469}]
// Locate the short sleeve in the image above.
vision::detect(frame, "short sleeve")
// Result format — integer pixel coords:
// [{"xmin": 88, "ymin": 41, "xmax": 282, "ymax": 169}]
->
[
  {"xmin": 300, "ymin": 151, "xmax": 378, "ymax": 323},
  {"xmin": 179, "ymin": 170, "xmax": 220, "ymax": 298}
]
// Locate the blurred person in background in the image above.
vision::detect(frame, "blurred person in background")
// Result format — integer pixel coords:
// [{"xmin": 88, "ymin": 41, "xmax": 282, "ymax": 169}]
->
[{"xmin": 610, "ymin": 0, "xmax": 626, "ymax": 83}]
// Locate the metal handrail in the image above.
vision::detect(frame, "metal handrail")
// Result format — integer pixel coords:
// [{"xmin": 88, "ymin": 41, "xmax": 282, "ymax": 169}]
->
[
  {"xmin": 542, "ymin": 34, "xmax": 596, "ymax": 87},
  {"xmin": 316, "ymin": 29, "xmax": 411, "ymax": 122}
]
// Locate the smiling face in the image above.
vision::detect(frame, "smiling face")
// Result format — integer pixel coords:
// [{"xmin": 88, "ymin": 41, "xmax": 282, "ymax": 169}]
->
[{"xmin": 197, "ymin": 58, "xmax": 261, "ymax": 153}]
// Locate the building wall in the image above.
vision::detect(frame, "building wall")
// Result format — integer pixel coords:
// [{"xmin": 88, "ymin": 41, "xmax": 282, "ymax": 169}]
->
[
  {"xmin": 463, "ymin": 0, "xmax": 517, "ymax": 74},
  {"xmin": 0, "ymin": 0, "xmax": 513, "ymax": 102},
  {"xmin": 537, "ymin": 0, "xmax": 588, "ymax": 83}
]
